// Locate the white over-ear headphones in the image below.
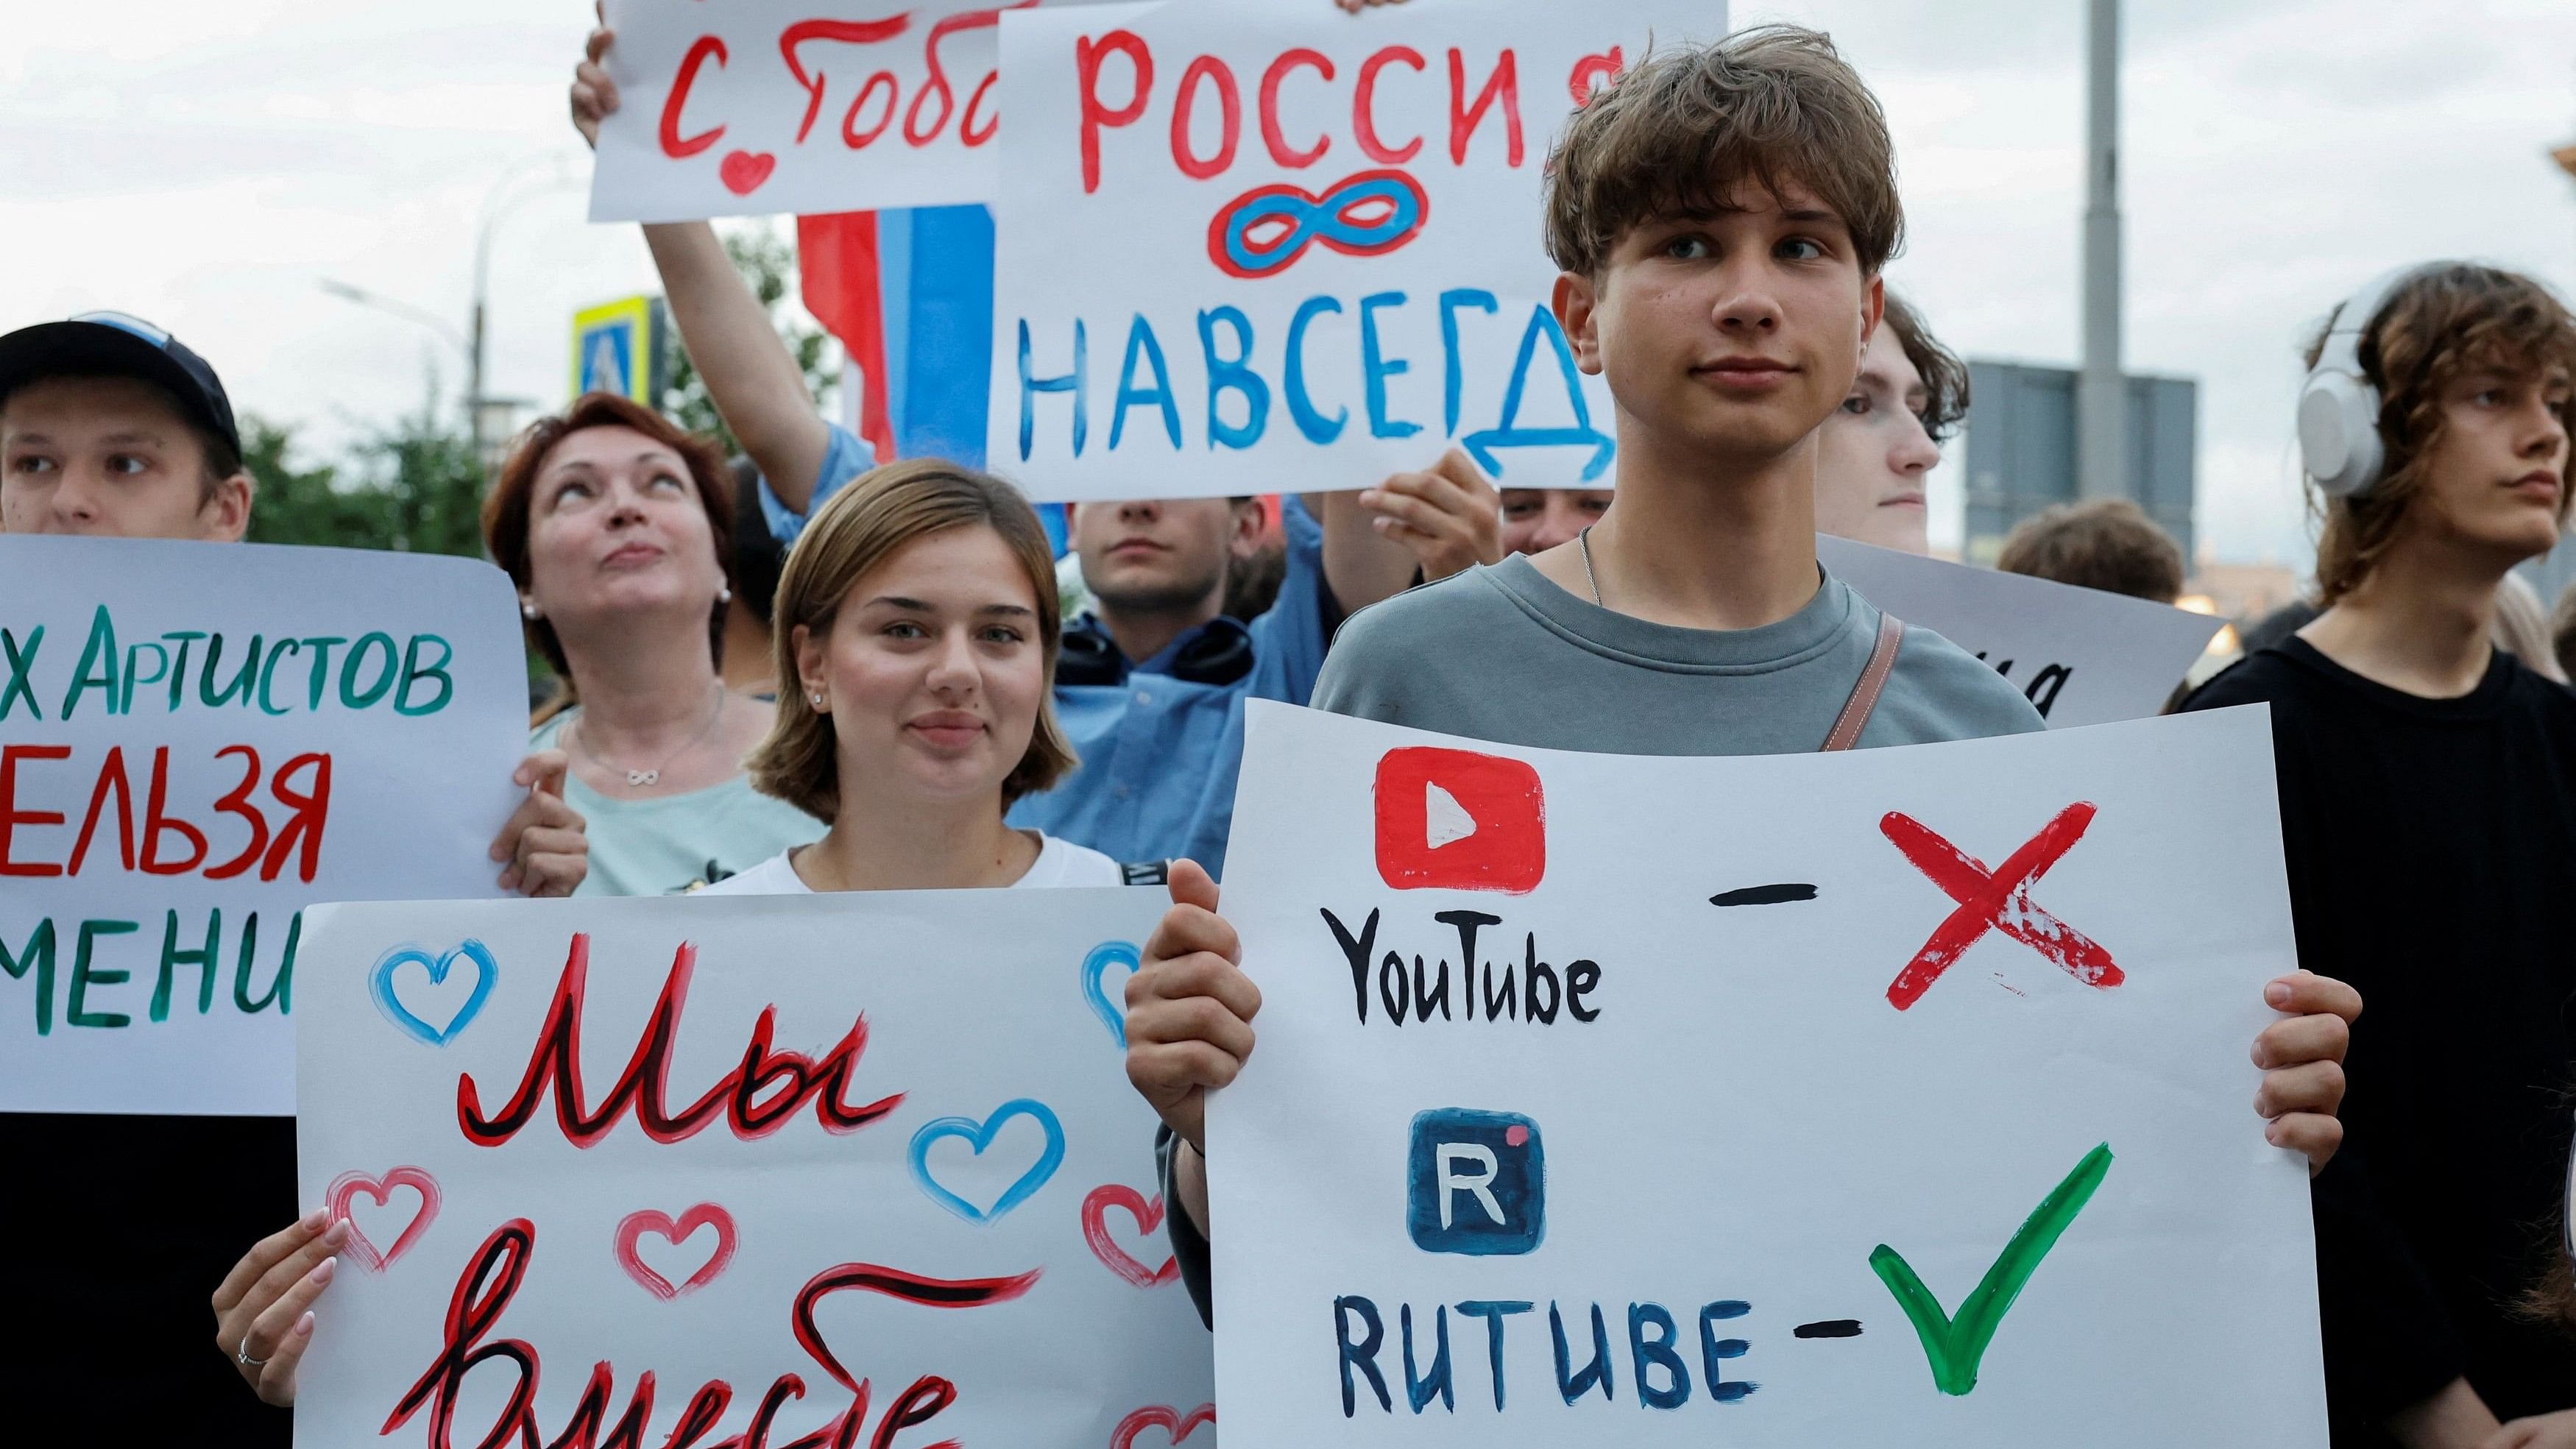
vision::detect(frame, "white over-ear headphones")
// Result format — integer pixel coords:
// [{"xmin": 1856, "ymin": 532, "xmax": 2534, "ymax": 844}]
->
[{"xmin": 2297, "ymin": 263, "xmax": 2443, "ymax": 499}]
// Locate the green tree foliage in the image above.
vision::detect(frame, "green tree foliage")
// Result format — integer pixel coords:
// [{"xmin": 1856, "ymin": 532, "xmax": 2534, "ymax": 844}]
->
[
  {"xmin": 241, "ymin": 392, "xmax": 484, "ymax": 559},
  {"xmin": 662, "ymin": 221, "xmax": 835, "ymax": 459}
]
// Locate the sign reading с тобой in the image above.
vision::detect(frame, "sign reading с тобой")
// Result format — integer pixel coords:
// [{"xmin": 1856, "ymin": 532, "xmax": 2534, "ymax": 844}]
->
[{"xmin": 0, "ymin": 537, "xmax": 526, "ymax": 1116}]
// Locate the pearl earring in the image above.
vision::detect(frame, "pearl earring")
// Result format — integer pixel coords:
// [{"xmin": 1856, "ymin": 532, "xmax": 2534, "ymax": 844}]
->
[
  {"xmin": 810, "ymin": 693, "xmax": 825, "ymax": 709},
  {"xmin": 718, "ymin": 586, "xmax": 734, "ymax": 603},
  {"xmin": 521, "ymin": 602, "xmax": 540, "ymax": 620}
]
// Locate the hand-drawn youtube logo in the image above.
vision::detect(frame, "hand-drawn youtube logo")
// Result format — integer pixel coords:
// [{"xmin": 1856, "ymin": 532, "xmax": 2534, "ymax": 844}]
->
[{"xmin": 1373, "ymin": 748, "xmax": 1546, "ymax": 894}]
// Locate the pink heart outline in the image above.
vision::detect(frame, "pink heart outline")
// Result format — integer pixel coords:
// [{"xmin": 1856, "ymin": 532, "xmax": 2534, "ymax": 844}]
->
[
  {"xmin": 615, "ymin": 1203, "xmax": 739, "ymax": 1300},
  {"xmin": 325, "ymin": 1167, "xmax": 441, "ymax": 1273},
  {"xmin": 1111, "ymin": 1403, "xmax": 1215, "ymax": 1449},
  {"xmin": 718, "ymin": 149, "xmax": 776, "ymax": 196},
  {"xmin": 1081, "ymin": 1185, "xmax": 1178, "ymax": 1289}
]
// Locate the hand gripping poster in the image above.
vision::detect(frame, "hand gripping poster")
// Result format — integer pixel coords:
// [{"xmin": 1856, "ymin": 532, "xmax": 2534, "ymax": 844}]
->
[
  {"xmin": 989, "ymin": 0, "xmax": 1727, "ymax": 502},
  {"xmin": 0, "ymin": 536, "xmax": 525, "ymax": 1116},
  {"xmin": 292, "ymin": 888, "xmax": 1211, "ymax": 1449},
  {"xmin": 1207, "ymin": 701, "xmax": 2328, "ymax": 1446}
]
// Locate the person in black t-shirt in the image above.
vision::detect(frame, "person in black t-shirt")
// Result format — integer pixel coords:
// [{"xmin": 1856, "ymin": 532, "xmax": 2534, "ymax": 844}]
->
[{"xmin": 2184, "ymin": 262, "xmax": 2576, "ymax": 1449}]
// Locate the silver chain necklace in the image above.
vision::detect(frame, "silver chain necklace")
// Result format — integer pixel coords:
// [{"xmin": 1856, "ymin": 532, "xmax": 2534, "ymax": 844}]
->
[
  {"xmin": 1577, "ymin": 525, "xmax": 1604, "ymax": 606},
  {"xmin": 573, "ymin": 682, "xmax": 726, "ymax": 788}
]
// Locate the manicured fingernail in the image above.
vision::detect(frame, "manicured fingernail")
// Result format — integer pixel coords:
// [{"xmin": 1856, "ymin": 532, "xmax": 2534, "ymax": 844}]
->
[
  {"xmin": 310, "ymin": 1257, "xmax": 336, "ymax": 1286},
  {"xmin": 322, "ymin": 1219, "xmax": 349, "ymax": 1246},
  {"xmin": 296, "ymin": 1311, "xmax": 315, "ymax": 1336},
  {"xmin": 2263, "ymin": 980, "xmax": 2290, "ymax": 1007},
  {"xmin": 301, "ymin": 1206, "xmax": 328, "ymax": 1232}
]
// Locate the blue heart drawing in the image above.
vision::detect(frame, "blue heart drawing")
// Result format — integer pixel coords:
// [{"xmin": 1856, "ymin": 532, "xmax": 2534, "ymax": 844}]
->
[
  {"xmin": 1080, "ymin": 940, "xmax": 1140, "ymax": 1048},
  {"xmin": 369, "ymin": 940, "xmax": 498, "ymax": 1046},
  {"xmin": 907, "ymin": 1098, "xmax": 1066, "ymax": 1224}
]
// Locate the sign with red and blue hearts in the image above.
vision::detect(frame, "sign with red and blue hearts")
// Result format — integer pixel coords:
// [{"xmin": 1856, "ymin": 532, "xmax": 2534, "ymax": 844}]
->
[{"xmin": 294, "ymin": 888, "xmax": 1207, "ymax": 1449}]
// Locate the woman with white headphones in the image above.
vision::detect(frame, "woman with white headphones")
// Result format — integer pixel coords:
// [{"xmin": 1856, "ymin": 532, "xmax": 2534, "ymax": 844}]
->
[{"xmin": 2184, "ymin": 262, "xmax": 2576, "ymax": 1449}]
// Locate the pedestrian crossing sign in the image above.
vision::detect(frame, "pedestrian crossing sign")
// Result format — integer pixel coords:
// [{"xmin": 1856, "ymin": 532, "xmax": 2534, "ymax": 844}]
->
[{"xmin": 570, "ymin": 294, "xmax": 668, "ymax": 405}]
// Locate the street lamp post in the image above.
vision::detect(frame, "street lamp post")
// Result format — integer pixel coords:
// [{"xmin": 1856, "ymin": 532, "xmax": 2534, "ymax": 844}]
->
[
  {"xmin": 2078, "ymin": 0, "xmax": 2126, "ymax": 502},
  {"xmin": 319, "ymin": 152, "xmax": 577, "ymax": 473}
]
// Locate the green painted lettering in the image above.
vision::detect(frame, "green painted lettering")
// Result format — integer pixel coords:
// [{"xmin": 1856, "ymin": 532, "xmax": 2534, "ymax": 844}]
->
[
  {"xmin": 60, "ymin": 606, "xmax": 119, "ymax": 720},
  {"xmin": 152, "ymin": 907, "xmax": 221, "ymax": 1022},
  {"xmin": 66, "ymin": 919, "xmax": 138, "ymax": 1029},
  {"xmin": 394, "ymin": 634, "xmax": 454, "ymax": 716},
  {"xmin": 1, "ymin": 918, "xmax": 59, "ymax": 1036}
]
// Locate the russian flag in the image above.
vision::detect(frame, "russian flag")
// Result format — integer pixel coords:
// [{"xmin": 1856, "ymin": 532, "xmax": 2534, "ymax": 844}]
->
[{"xmin": 798, "ymin": 205, "xmax": 1068, "ymax": 545}]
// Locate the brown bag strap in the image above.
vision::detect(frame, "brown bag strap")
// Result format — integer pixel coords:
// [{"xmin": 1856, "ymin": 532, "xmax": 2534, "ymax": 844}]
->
[{"xmin": 1820, "ymin": 612, "xmax": 1906, "ymax": 752}]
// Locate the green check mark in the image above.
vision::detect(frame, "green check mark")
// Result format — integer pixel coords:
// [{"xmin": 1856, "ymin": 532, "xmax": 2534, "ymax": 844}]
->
[{"xmin": 1869, "ymin": 1142, "xmax": 2115, "ymax": 1396}]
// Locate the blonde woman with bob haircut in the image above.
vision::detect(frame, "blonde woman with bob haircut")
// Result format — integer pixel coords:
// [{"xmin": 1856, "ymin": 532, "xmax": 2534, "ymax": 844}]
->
[{"xmin": 702, "ymin": 459, "xmax": 1122, "ymax": 894}]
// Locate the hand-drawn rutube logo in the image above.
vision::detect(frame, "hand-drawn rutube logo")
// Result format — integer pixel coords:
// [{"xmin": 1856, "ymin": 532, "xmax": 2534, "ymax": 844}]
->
[
  {"xmin": 1206, "ymin": 168, "xmax": 1429, "ymax": 278},
  {"xmin": 1406, "ymin": 1108, "xmax": 1544, "ymax": 1255}
]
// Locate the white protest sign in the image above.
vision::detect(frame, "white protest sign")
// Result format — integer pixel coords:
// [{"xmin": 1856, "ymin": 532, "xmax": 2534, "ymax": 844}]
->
[
  {"xmin": 1208, "ymin": 701, "xmax": 2326, "ymax": 1447},
  {"xmin": 0, "ymin": 538, "xmax": 523, "ymax": 1116},
  {"xmin": 989, "ymin": 0, "xmax": 1725, "ymax": 502},
  {"xmin": 590, "ymin": 0, "xmax": 1122, "ymax": 222},
  {"xmin": 293, "ymin": 888, "xmax": 1211, "ymax": 1449},
  {"xmin": 1819, "ymin": 535, "xmax": 2227, "ymax": 727}
]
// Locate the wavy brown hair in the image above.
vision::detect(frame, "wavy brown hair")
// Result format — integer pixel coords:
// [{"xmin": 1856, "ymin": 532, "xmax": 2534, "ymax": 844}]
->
[
  {"xmin": 1880, "ymin": 292, "xmax": 1970, "ymax": 442},
  {"xmin": 2308, "ymin": 264, "xmax": 2576, "ymax": 605},
  {"xmin": 480, "ymin": 392, "xmax": 736, "ymax": 723},
  {"xmin": 746, "ymin": 459, "xmax": 1075, "ymax": 822},
  {"xmin": 1543, "ymin": 26, "xmax": 1902, "ymax": 280}
]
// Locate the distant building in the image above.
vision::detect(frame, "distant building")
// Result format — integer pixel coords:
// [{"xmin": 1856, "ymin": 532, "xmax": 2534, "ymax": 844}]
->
[{"xmin": 1961, "ymin": 360, "xmax": 2197, "ymax": 567}]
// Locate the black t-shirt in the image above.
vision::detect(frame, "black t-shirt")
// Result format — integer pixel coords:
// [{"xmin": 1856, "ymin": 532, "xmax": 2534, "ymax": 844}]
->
[
  {"xmin": 2184, "ymin": 638, "xmax": 2576, "ymax": 1443},
  {"xmin": 3, "ymin": 1113, "xmax": 292, "ymax": 1442}
]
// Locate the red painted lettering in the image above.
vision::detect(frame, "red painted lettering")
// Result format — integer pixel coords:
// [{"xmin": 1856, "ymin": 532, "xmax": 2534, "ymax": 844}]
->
[
  {"xmin": 1077, "ymin": 29, "xmax": 1154, "ymax": 194},
  {"xmin": 66, "ymin": 745, "xmax": 132, "ymax": 876},
  {"xmin": 204, "ymin": 744, "xmax": 269, "ymax": 882},
  {"xmin": 659, "ymin": 35, "xmax": 729, "ymax": 160},
  {"xmin": 141, "ymin": 746, "xmax": 210, "ymax": 876},
  {"xmin": 389, "ymin": 1221, "xmax": 1027, "ymax": 1449},
  {"xmin": 1354, "ymin": 45, "xmax": 1425, "ymax": 165},
  {"xmin": 1258, "ymin": 48, "xmax": 1334, "ymax": 169},
  {"xmin": 1169, "ymin": 55, "xmax": 1242, "ymax": 181},
  {"xmin": 459, "ymin": 934, "xmax": 904, "ymax": 1149},
  {"xmin": 3, "ymin": 744, "xmax": 72, "ymax": 878},
  {"xmin": 1447, "ymin": 46, "xmax": 1523, "ymax": 167},
  {"xmin": 1568, "ymin": 46, "xmax": 1624, "ymax": 105},
  {"xmin": 781, "ymin": 16, "xmax": 912, "ymax": 146},
  {"xmin": 263, "ymin": 751, "xmax": 330, "ymax": 884},
  {"xmin": 842, "ymin": 71, "xmax": 901, "ymax": 149},
  {"xmin": 906, "ymin": 3, "xmax": 1033, "ymax": 148}
]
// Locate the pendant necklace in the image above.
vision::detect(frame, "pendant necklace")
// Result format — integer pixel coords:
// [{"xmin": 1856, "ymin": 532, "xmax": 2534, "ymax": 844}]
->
[{"xmin": 576, "ymin": 682, "xmax": 726, "ymax": 789}]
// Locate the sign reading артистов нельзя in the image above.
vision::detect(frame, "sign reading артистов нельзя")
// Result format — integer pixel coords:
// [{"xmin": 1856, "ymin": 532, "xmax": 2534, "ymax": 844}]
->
[
  {"xmin": 1209, "ymin": 700, "xmax": 2330, "ymax": 1445},
  {"xmin": 991, "ymin": 0, "xmax": 1727, "ymax": 503},
  {"xmin": 0, "ymin": 537, "xmax": 525, "ymax": 1116},
  {"xmin": 290, "ymin": 888, "xmax": 1209, "ymax": 1449}
]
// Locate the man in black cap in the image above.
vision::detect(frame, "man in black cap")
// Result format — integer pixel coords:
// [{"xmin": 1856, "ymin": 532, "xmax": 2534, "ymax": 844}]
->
[
  {"xmin": 0, "ymin": 312, "xmax": 285, "ymax": 1442},
  {"xmin": 0, "ymin": 310, "xmax": 255, "ymax": 539}
]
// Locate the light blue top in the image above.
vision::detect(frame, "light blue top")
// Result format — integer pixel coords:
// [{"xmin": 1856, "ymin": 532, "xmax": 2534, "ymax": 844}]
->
[
  {"xmin": 531, "ymin": 711, "xmax": 827, "ymax": 897},
  {"xmin": 765, "ymin": 423, "xmax": 1337, "ymax": 876}
]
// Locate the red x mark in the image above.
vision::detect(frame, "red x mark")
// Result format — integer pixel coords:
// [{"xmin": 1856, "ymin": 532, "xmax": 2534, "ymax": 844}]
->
[{"xmin": 1880, "ymin": 802, "xmax": 2124, "ymax": 1010}]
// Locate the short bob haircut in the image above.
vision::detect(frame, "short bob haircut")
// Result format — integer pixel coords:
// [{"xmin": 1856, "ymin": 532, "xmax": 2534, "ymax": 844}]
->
[
  {"xmin": 2307, "ymin": 263, "xmax": 2576, "ymax": 605},
  {"xmin": 1880, "ymin": 292, "xmax": 1970, "ymax": 442},
  {"xmin": 746, "ymin": 458, "xmax": 1076, "ymax": 822},
  {"xmin": 481, "ymin": 392, "xmax": 736, "ymax": 720},
  {"xmin": 1543, "ymin": 25, "xmax": 1903, "ymax": 281}
]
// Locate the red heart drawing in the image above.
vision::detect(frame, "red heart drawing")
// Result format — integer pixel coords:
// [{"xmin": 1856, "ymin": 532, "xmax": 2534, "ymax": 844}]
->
[
  {"xmin": 615, "ymin": 1203, "xmax": 738, "ymax": 1300},
  {"xmin": 325, "ymin": 1167, "xmax": 441, "ymax": 1272},
  {"xmin": 1112, "ymin": 1404, "xmax": 1214, "ymax": 1449},
  {"xmin": 1082, "ymin": 1185, "xmax": 1178, "ymax": 1289},
  {"xmin": 718, "ymin": 149, "xmax": 776, "ymax": 196}
]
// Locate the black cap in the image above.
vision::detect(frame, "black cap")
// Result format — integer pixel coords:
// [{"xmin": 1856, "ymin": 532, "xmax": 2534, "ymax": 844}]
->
[{"xmin": 0, "ymin": 312, "xmax": 242, "ymax": 458}]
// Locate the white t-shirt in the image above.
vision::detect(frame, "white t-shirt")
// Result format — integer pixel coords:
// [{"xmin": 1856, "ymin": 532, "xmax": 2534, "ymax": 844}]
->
[{"xmin": 698, "ymin": 832, "xmax": 1124, "ymax": 895}]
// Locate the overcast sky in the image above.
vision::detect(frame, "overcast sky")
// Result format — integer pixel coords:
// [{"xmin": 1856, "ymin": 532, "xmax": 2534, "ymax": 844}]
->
[{"xmin": 7, "ymin": 0, "xmax": 2573, "ymax": 566}]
